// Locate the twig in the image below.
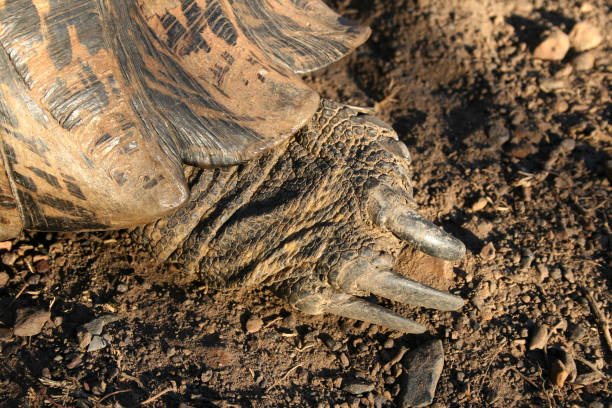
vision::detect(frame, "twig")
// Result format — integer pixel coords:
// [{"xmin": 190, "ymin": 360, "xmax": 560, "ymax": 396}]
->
[
  {"xmin": 267, "ymin": 364, "xmax": 302, "ymax": 391},
  {"xmin": 140, "ymin": 387, "xmax": 176, "ymax": 405},
  {"xmin": 583, "ymin": 289, "xmax": 612, "ymax": 354},
  {"xmin": 573, "ymin": 356, "xmax": 608, "ymax": 380},
  {"xmin": 96, "ymin": 389, "xmax": 131, "ymax": 404},
  {"xmin": 510, "ymin": 367, "xmax": 553, "ymax": 408}
]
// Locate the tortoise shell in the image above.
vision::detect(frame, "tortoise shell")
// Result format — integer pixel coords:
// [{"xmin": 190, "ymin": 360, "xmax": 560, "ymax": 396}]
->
[{"xmin": 0, "ymin": 0, "xmax": 369, "ymax": 239}]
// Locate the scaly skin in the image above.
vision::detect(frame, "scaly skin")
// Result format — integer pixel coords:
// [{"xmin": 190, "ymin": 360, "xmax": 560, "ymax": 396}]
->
[{"xmin": 136, "ymin": 100, "xmax": 465, "ymax": 333}]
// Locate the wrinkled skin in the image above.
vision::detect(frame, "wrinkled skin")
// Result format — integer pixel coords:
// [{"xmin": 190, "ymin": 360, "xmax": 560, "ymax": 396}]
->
[{"xmin": 137, "ymin": 100, "xmax": 465, "ymax": 333}]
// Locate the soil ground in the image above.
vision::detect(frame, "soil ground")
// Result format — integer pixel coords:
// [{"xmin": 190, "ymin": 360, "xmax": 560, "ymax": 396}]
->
[{"xmin": 1, "ymin": 0, "xmax": 611, "ymax": 407}]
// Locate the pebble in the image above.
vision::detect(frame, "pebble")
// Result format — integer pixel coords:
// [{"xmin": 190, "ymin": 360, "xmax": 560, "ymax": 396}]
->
[
  {"xmin": 520, "ymin": 248, "xmax": 535, "ymax": 269},
  {"xmin": 35, "ymin": 260, "xmax": 50, "ymax": 274},
  {"xmin": 535, "ymin": 264, "xmax": 549, "ymax": 282},
  {"xmin": 580, "ymin": 2, "xmax": 594, "ymax": 13},
  {"xmin": 0, "ymin": 271, "xmax": 9, "ymax": 287},
  {"xmin": 87, "ymin": 335, "xmax": 109, "ymax": 352},
  {"xmin": 573, "ymin": 52, "xmax": 595, "ymax": 71},
  {"xmin": 567, "ymin": 323, "xmax": 587, "ymax": 342},
  {"xmin": 0, "ymin": 241, "xmax": 11, "ymax": 251},
  {"xmin": 339, "ymin": 353, "xmax": 350, "ymax": 368},
  {"xmin": 400, "ymin": 340, "xmax": 444, "ymax": 407},
  {"xmin": 569, "ymin": 22, "xmax": 603, "ymax": 52},
  {"xmin": 533, "ymin": 30, "xmax": 570, "ymax": 60},
  {"xmin": 528, "ymin": 325, "xmax": 548, "ymax": 350},
  {"xmin": 540, "ymin": 78, "xmax": 568, "ymax": 93},
  {"xmin": 553, "ymin": 99, "xmax": 569, "ymax": 113},
  {"xmin": 82, "ymin": 315, "xmax": 120, "ymax": 336},
  {"xmin": 116, "ymin": 283, "xmax": 128, "ymax": 293},
  {"xmin": 245, "ymin": 315, "xmax": 264, "ymax": 333},
  {"xmin": 2, "ymin": 252, "xmax": 18, "ymax": 266},
  {"xmin": 562, "ymin": 269, "xmax": 576, "ymax": 283},
  {"xmin": 551, "ymin": 268, "xmax": 563, "ymax": 280},
  {"xmin": 13, "ymin": 308, "xmax": 50, "ymax": 337},
  {"xmin": 342, "ymin": 380, "xmax": 375, "ymax": 395},
  {"xmin": 479, "ymin": 242, "xmax": 496, "ymax": 261}
]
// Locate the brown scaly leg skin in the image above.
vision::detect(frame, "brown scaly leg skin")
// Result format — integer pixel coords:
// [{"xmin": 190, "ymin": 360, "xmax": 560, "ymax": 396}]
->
[{"xmin": 136, "ymin": 100, "xmax": 465, "ymax": 333}]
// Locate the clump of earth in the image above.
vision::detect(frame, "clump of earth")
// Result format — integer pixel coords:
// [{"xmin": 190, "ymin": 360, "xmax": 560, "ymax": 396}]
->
[{"xmin": 0, "ymin": 0, "xmax": 610, "ymax": 407}]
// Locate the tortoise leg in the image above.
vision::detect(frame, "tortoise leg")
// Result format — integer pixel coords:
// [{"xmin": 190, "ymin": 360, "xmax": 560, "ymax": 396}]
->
[{"xmin": 137, "ymin": 100, "xmax": 465, "ymax": 332}]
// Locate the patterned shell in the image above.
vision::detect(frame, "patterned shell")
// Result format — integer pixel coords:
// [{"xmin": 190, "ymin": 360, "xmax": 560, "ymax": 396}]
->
[{"xmin": 0, "ymin": 0, "xmax": 370, "ymax": 239}]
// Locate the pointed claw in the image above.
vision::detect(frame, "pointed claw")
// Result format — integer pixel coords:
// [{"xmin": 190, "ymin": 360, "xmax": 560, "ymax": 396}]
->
[
  {"xmin": 323, "ymin": 295, "xmax": 426, "ymax": 333},
  {"xmin": 357, "ymin": 270, "xmax": 464, "ymax": 311},
  {"xmin": 387, "ymin": 207, "xmax": 466, "ymax": 261}
]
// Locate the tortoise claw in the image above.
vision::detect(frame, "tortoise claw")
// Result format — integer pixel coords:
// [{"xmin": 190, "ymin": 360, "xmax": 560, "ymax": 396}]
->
[
  {"xmin": 387, "ymin": 207, "xmax": 466, "ymax": 261},
  {"xmin": 289, "ymin": 289, "xmax": 426, "ymax": 333},
  {"xmin": 322, "ymin": 295, "xmax": 426, "ymax": 334},
  {"xmin": 355, "ymin": 270, "xmax": 465, "ymax": 311}
]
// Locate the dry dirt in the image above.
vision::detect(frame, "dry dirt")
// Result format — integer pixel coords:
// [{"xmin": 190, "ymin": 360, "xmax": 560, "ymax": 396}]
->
[{"xmin": 1, "ymin": 0, "xmax": 611, "ymax": 407}]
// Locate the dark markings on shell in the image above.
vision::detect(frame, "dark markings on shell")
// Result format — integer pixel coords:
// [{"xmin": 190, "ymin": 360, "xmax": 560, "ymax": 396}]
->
[
  {"xmin": 45, "ymin": 0, "xmax": 106, "ymax": 70},
  {"xmin": 12, "ymin": 171, "xmax": 37, "ymax": 192},
  {"xmin": 203, "ymin": 0, "xmax": 237, "ymax": 46},
  {"xmin": 232, "ymin": 0, "xmax": 354, "ymax": 73},
  {"xmin": 38, "ymin": 194, "xmax": 94, "ymax": 218},
  {"xmin": 64, "ymin": 179, "xmax": 86, "ymax": 201},
  {"xmin": 27, "ymin": 166, "xmax": 61, "ymax": 188},
  {"xmin": 0, "ymin": 0, "xmax": 43, "ymax": 88},
  {"xmin": 41, "ymin": 61, "xmax": 110, "ymax": 131},
  {"xmin": 104, "ymin": 0, "xmax": 264, "ymax": 167},
  {"xmin": 0, "ymin": 125, "xmax": 50, "ymax": 163}
]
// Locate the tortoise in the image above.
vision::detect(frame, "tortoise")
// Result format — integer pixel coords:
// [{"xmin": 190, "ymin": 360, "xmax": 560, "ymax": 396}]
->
[{"xmin": 0, "ymin": 0, "xmax": 466, "ymax": 333}]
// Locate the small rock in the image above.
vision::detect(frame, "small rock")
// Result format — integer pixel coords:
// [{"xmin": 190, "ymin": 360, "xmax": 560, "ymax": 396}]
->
[
  {"xmin": 520, "ymin": 248, "xmax": 535, "ymax": 269},
  {"xmin": 580, "ymin": 3, "xmax": 594, "ymax": 13},
  {"xmin": 486, "ymin": 121, "xmax": 511, "ymax": 146},
  {"xmin": 553, "ymin": 99, "xmax": 569, "ymax": 113},
  {"xmin": 87, "ymin": 335, "xmax": 109, "ymax": 352},
  {"xmin": 573, "ymin": 52, "xmax": 595, "ymax": 71},
  {"xmin": 551, "ymin": 268, "xmax": 563, "ymax": 280},
  {"xmin": 528, "ymin": 325, "xmax": 548, "ymax": 350},
  {"xmin": 536, "ymin": 264, "xmax": 549, "ymax": 282},
  {"xmin": 245, "ymin": 315, "xmax": 264, "ymax": 333},
  {"xmin": 342, "ymin": 380, "xmax": 374, "ymax": 395},
  {"xmin": 560, "ymin": 138, "xmax": 576, "ymax": 152},
  {"xmin": 569, "ymin": 22, "xmax": 603, "ymax": 52},
  {"xmin": 383, "ymin": 338, "xmax": 395, "ymax": 349},
  {"xmin": 2, "ymin": 252, "xmax": 18, "ymax": 266},
  {"xmin": 0, "ymin": 241, "xmax": 12, "ymax": 251},
  {"xmin": 116, "ymin": 283, "xmax": 128, "ymax": 293},
  {"xmin": 471, "ymin": 197, "xmax": 488, "ymax": 212},
  {"xmin": 339, "ymin": 353, "xmax": 350, "ymax": 368},
  {"xmin": 479, "ymin": 242, "xmax": 496, "ymax": 260},
  {"xmin": 588, "ymin": 403, "xmax": 604, "ymax": 408},
  {"xmin": 82, "ymin": 315, "xmax": 120, "ymax": 336},
  {"xmin": 13, "ymin": 308, "xmax": 50, "ymax": 337},
  {"xmin": 35, "ymin": 260, "xmax": 50, "ymax": 274},
  {"xmin": 533, "ymin": 30, "xmax": 570, "ymax": 60},
  {"xmin": 539, "ymin": 78, "xmax": 568, "ymax": 93},
  {"xmin": 562, "ymin": 269, "xmax": 575, "ymax": 283},
  {"xmin": 567, "ymin": 323, "xmax": 587, "ymax": 342},
  {"xmin": 550, "ymin": 359, "xmax": 569, "ymax": 387},
  {"xmin": 400, "ymin": 340, "xmax": 444, "ymax": 407},
  {"xmin": 77, "ymin": 329, "xmax": 93, "ymax": 349},
  {"xmin": 0, "ymin": 271, "xmax": 9, "ymax": 287}
]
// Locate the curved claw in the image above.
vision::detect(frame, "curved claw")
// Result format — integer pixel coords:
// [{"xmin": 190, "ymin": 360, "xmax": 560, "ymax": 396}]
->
[
  {"xmin": 322, "ymin": 295, "xmax": 426, "ymax": 333},
  {"xmin": 369, "ymin": 186, "xmax": 466, "ymax": 261},
  {"xmin": 356, "ymin": 270, "xmax": 465, "ymax": 311},
  {"xmin": 387, "ymin": 207, "xmax": 466, "ymax": 261}
]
